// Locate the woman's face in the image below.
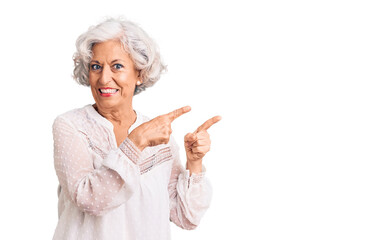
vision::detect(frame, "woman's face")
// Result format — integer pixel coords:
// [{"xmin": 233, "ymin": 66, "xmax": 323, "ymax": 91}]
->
[{"xmin": 89, "ymin": 39, "xmax": 140, "ymax": 110}]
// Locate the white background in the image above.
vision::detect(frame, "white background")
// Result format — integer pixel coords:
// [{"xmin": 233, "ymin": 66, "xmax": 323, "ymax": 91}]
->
[{"xmin": 0, "ymin": 0, "xmax": 390, "ymax": 239}]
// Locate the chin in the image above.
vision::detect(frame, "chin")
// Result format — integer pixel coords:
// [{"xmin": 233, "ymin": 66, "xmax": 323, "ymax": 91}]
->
[{"xmin": 93, "ymin": 96, "xmax": 119, "ymax": 108}]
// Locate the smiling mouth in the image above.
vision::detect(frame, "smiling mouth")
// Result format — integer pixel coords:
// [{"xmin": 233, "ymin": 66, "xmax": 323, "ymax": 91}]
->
[{"xmin": 99, "ymin": 88, "xmax": 119, "ymax": 94}]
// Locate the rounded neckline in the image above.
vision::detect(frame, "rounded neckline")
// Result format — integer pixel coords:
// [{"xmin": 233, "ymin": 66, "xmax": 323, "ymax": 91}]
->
[{"xmin": 85, "ymin": 104, "xmax": 141, "ymax": 133}]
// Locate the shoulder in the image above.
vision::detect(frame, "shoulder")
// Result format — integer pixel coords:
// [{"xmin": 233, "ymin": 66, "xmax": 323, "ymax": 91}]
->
[{"xmin": 52, "ymin": 105, "xmax": 91, "ymax": 130}]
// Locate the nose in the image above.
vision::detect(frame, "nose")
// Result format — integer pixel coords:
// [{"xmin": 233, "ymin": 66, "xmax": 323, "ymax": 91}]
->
[{"xmin": 98, "ymin": 65, "xmax": 112, "ymax": 85}]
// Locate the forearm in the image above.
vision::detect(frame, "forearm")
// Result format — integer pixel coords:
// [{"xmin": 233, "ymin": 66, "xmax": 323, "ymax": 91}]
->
[
  {"xmin": 59, "ymin": 140, "xmax": 142, "ymax": 216},
  {"xmin": 186, "ymin": 160, "xmax": 203, "ymax": 175},
  {"xmin": 53, "ymin": 116, "xmax": 142, "ymax": 216},
  {"xmin": 170, "ymin": 162, "xmax": 212, "ymax": 229}
]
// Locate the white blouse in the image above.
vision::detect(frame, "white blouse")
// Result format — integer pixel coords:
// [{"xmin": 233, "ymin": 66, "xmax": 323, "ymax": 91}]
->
[{"xmin": 52, "ymin": 104, "xmax": 212, "ymax": 240}]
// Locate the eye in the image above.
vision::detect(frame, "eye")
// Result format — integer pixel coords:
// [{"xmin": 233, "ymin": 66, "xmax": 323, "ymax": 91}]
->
[
  {"xmin": 90, "ymin": 64, "xmax": 101, "ymax": 70},
  {"xmin": 113, "ymin": 64, "xmax": 123, "ymax": 70}
]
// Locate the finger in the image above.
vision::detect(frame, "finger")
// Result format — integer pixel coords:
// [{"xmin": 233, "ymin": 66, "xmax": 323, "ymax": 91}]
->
[
  {"xmin": 167, "ymin": 106, "xmax": 191, "ymax": 122},
  {"xmin": 194, "ymin": 131, "xmax": 210, "ymax": 140},
  {"xmin": 191, "ymin": 145, "xmax": 210, "ymax": 154},
  {"xmin": 184, "ymin": 133, "xmax": 197, "ymax": 147},
  {"xmin": 184, "ymin": 133, "xmax": 197, "ymax": 142},
  {"xmin": 195, "ymin": 115, "xmax": 222, "ymax": 133},
  {"xmin": 191, "ymin": 138, "xmax": 210, "ymax": 147}
]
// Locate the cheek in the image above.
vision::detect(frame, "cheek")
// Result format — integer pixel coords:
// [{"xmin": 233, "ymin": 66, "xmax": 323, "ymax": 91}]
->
[
  {"xmin": 118, "ymin": 72, "xmax": 137, "ymax": 91},
  {"xmin": 88, "ymin": 73, "xmax": 97, "ymax": 86}
]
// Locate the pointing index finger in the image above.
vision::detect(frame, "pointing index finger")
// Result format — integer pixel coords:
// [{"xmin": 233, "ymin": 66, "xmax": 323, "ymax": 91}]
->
[
  {"xmin": 195, "ymin": 115, "xmax": 222, "ymax": 133},
  {"xmin": 167, "ymin": 106, "xmax": 191, "ymax": 122}
]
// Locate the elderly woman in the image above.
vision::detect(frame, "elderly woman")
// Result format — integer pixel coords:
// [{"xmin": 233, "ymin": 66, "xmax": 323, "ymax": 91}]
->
[{"xmin": 52, "ymin": 18, "xmax": 220, "ymax": 240}]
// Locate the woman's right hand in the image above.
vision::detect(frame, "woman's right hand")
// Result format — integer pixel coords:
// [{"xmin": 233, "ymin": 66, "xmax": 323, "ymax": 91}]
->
[{"xmin": 128, "ymin": 106, "xmax": 191, "ymax": 151}]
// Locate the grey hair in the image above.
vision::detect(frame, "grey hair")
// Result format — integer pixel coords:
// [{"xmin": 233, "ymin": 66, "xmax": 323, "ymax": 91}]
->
[{"xmin": 73, "ymin": 17, "xmax": 166, "ymax": 95}]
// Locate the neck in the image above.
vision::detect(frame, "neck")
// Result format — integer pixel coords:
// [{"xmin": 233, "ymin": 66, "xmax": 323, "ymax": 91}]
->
[{"xmin": 93, "ymin": 102, "xmax": 136, "ymax": 127}]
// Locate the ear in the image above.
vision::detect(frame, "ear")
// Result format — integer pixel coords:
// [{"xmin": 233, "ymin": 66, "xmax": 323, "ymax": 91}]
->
[{"xmin": 136, "ymin": 71, "xmax": 143, "ymax": 86}]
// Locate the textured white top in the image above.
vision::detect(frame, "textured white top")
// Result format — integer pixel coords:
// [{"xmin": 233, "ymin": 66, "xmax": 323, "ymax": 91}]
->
[{"xmin": 52, "ymin": 104, "xmax": 212, "ymax": 240}]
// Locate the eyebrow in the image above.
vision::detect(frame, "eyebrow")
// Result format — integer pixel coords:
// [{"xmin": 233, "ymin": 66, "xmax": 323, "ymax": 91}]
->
[
  {"xmin": 90, "ymin": 59, "xmax": 123, "ymax": 64},
  {"xmin": 110, "ymin": 59, "xmax": 123, "ymax": 64}
]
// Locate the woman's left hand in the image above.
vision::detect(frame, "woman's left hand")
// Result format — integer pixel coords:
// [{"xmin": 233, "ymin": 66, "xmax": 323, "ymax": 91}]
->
[{"xmin": 184, "ymin": 116, "xmax": 221, "ymax": 174}]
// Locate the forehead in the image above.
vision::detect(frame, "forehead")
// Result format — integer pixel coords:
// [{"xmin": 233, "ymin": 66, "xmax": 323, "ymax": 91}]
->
[{"xmin": 91, "ymin": 39, "xmax": 131, "ymax": 61}]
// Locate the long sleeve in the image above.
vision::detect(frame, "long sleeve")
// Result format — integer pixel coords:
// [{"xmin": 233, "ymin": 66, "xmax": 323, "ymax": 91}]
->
[
  {"xmin": 168, "ymin": 139, "xmax": 213, "ymax": 230},
  {"xmin": 53, "ymin": 116, "xmax": 142, "ymax": 216}
]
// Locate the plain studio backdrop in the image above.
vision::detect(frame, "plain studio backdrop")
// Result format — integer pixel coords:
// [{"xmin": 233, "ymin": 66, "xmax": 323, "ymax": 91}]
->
[{"xmin": 0, "ymin": 0, "xmax": 390, "ymax": 239}]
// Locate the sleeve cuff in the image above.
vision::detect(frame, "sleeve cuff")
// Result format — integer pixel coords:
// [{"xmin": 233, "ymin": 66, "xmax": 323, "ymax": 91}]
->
[
  {"xmin": 119, "ymin": 137, "xmax": 142, "ymax": 165},
  {"xmin": 185, "ymin": 165, "xmax": 207, "ymax": 186}
]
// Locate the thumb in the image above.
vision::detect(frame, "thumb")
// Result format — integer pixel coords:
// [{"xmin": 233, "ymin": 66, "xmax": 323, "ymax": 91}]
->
[{"xmin": 184, "ymin": 133, "xmax": 197, "ymax": 146}]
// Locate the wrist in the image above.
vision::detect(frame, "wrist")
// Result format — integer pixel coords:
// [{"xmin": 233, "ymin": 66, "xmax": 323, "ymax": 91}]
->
[
  {"xmin": 128, "ymin": 131, "xmax": 146, "ymax": 151},
  {"xmin": 186, "ymin": 160, "xmax": 203, "ymax": 175}
]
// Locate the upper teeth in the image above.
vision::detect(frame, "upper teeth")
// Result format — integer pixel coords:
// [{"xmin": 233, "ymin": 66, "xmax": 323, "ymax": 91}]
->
[{"xmin": 100, "ymin": 89, "xmax": 117, "ymax": 93}]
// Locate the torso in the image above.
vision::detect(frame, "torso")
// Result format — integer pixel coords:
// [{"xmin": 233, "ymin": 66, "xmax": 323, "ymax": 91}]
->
[{"xmin": 53, "ymin": 104, "xmax": 176, "ymax": 240}]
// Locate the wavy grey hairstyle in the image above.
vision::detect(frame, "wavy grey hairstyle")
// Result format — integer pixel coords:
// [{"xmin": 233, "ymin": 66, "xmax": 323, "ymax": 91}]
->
[{"xmin": 73, "ymin": 18, "xmax": 166, "ymax": 95}]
